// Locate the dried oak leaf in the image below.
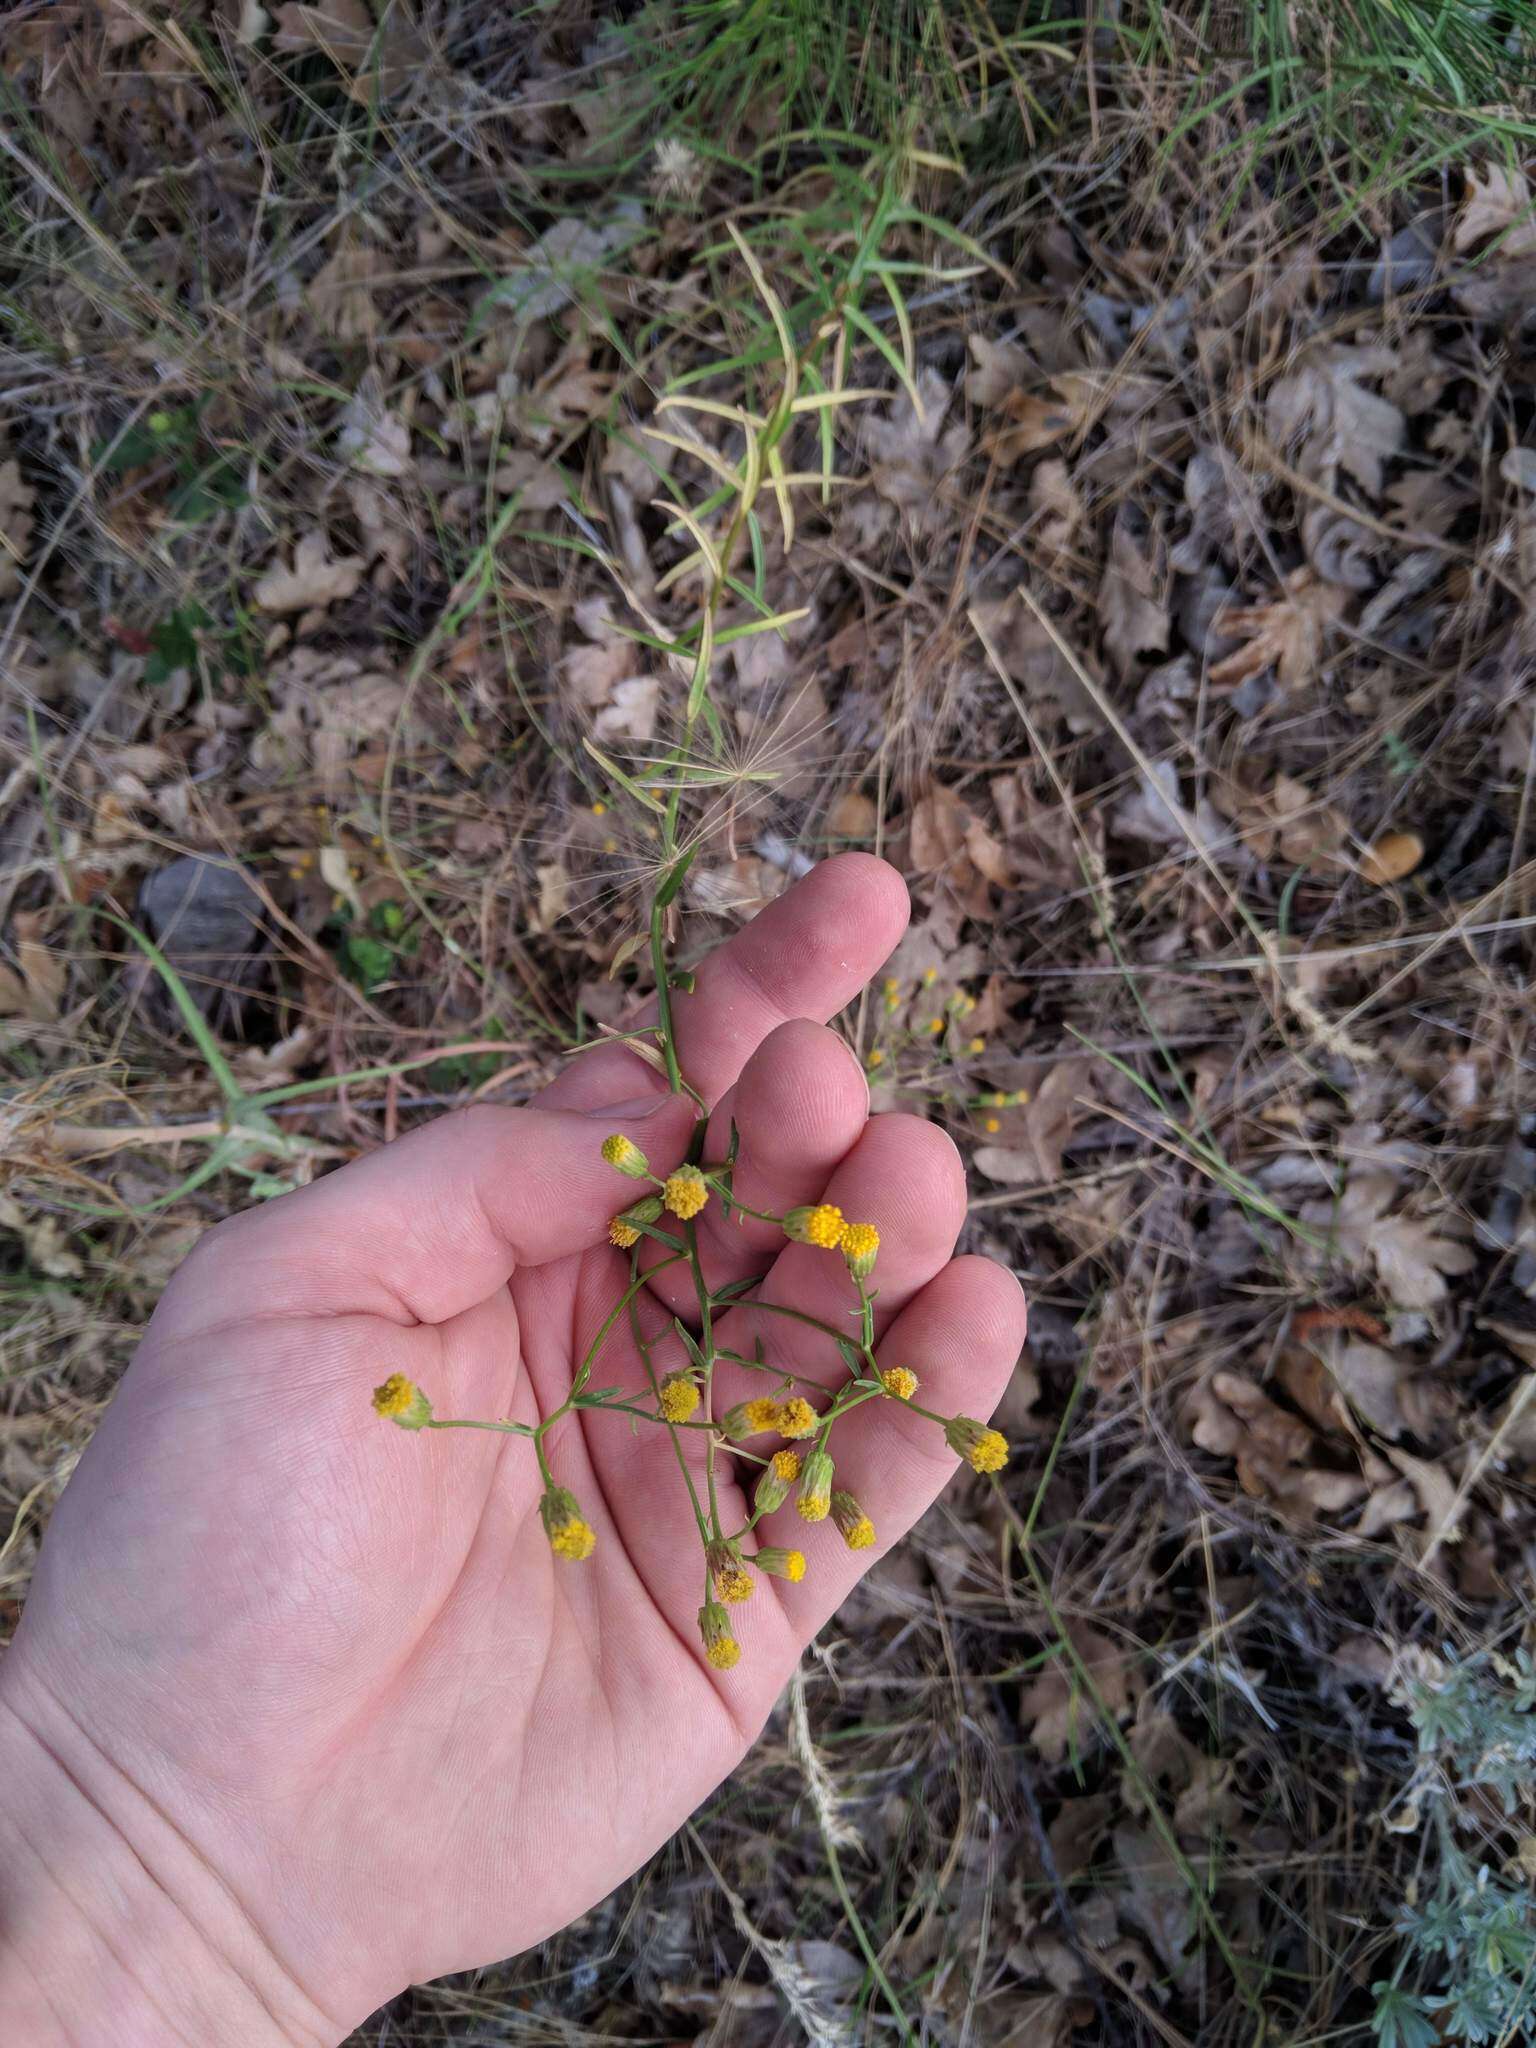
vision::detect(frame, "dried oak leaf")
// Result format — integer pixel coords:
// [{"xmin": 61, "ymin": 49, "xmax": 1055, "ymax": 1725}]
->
[
  {"xmin": 862, "ymin": 367, "xmax": 968, "ymax": 531},
  {"xmin": 965, "ymin": 332, "xmax": 1033, "ymax": 406},
  {"xmin": 253, "ymin": 530, "xmax": 365, "ymax": 614},
  {"xmin": 1265, "ymin": 346, "xmax": 1405, "ymax": 496},
  {"xmin": 273, "ymin": 0, "xmax": 427, "ymax": 103},
  {"xmin": 1188, "ymin": 1370, "xmax": 1367, "ymax": 1521},
  {"xmin": 981, "ymin": 376, "xmax": 1095, "ymax": 466},
  {"xmin": 1098, "ymin": 510, "xmax": 1169, "ymax": 677},
  {"xmin": 974, "ymin": 1059, "xmax": 1086, "ymax": 1186},
  {"xmin": 1209, "ymin": 567, "xmax": 1346, "ymax": 691},
  {"xmin": 1305, "ymin": 1169, "xmax": 1475, "ymax": 1311},
  {"xmin": 1021, "ymin": 1621, "xmax": 1139, "ymax": 1764}
]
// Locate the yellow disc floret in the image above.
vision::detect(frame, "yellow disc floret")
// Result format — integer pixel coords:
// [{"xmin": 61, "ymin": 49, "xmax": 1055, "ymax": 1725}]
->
[
  {"xmin": 944, "ymin": 1414, "xmax": 1011, "ymax": 1473},
  {"xmin": 698, "ymin": 1600, "xmax": 741, "ymax": 1670},
  {"xmin": 771, "ymin": 1448, "xmax": 801, "ymax": 1480},
  {"xmin": 540, "ymin": 1485, "xmax": 597, "ymax": 1562},
  {"xmin": 880, "ymin": 1366, "xmax": 919, "ymax": 1401},
  {"xmin": 804, "ymin": 1203, "xmax": 845, "ymax": 1249},
  {"xmin": 658, "ymin": 1372, "xmax": 700, "ymax": 1423},
  {"xmin": 775, "ymin": 1395, "xmax": 819, "ymax": 1440},
  {"xmin": 372, "ymin": 1372, "xmax": 414, "ymax": 1418},
  {"xmin": 831, "ymin": 1490, "xmax": 876, "ymax": 1551},
  {"xmin": 662, "ymin": 1164, "xmax": 709, "ymax": 1220},
  {"xmin": 839, "ymin": 1220, "xmax": 880, "ymax": 1279},
  {"xmin": 609, "ymin": 1215, "xmax": 641, "ymax": 1248},
  {"xmin": 755, "ymin": 1546, "xmax": 807, "ymax": 1582},
  {"xmin": 600, "ymin": 1133, "xmax": 651, "ymax": 1179}
]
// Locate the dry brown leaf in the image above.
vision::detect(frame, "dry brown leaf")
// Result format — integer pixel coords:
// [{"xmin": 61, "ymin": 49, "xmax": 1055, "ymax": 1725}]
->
[
  {"xmin": 970, "ymin": 593, "xmax": 1105, "ymax": 732},
  {"xmin": 1029, "ymin": 457, "xmax": 1082, "ymax": 556},
  {"xmin": 1265, "ymin": 346, "xmax": 1405, "ymax": 496},
  {"xmin": 964, "ymin": 332, "xmax": 1033, "ymax": 407},
  {"xmin": 336, "ymin": 383, "xmax": 411, "ymax": 478},
  {"xmin": 1021, "ymin": 1621, "xmax": 1139, "ymax": 1764},
  {"xmin": 1210, "ymin": 770, "xmax": 1346, "ymax": 869},
  {"xmin": 1359, "ymin": 829, "xmax": 1425, "ymax": 885},
  {"xmin": 1453, "ymin": 161, "xmax": 1536, "ymax": 258},
  {"xmin": 862, "ymin": 368, "xmax": 968, "ymax": 530},
  {"xmin": 12, "ymin": 911, "xmax": 66, "ymax": 1021},
  {"xmin": 826, "ymin": 790, "xmax": 877, "ymax": 841},
  {"xmin": 981, "ymin": 372, "xmax": 1098, "ymax": 467},
  {"xmin": 1210, "ymin": 567, "xmax": 1347, "ymax": 690},
  {"xmin": 592, "ymin": 676, "xmax": 659, "ymax": 744},
  {"xmin": 254, "ymin": 530, "xmax": 366, "ymax": 614},
  {"xmin": 308, "ymin": 238, "xmax": 390, "ymax": 340},
  {"xmin": 1098, "ymin": 511, "xmax": 1169, "ymax": 677},
  {"xmin": 1307, "ymin": 1169, "xmax": 1475, "ymax": 1311},
  {"xmin": 0, "ymin": 456, "xmax": 35, "ymax": 599},
  {"xmin": 909, "ymin": 783, "xmax": 972, "ymax": 873},
  {"xmin": 974, "ymin": 1059, "xmax": 1086, "ymax": 1185},
  {"xmin": 273, "ymin": 0, "xmax": 427, "ymax": 101}
]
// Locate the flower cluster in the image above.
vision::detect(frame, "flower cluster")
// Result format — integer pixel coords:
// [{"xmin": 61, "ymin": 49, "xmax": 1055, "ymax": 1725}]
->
[{"xmin": 369, "ymin": 1114, "xmax": 1013, "ymax": 1676}]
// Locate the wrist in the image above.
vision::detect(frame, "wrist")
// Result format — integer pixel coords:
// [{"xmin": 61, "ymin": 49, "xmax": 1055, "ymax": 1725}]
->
[{"xmin": 0, "ymin": 1669, "xmax": 338, "ymax": 2048}]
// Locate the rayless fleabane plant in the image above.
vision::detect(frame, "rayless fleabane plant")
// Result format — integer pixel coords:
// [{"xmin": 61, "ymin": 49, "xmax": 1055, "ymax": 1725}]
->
[{"xmin": 370, "ymin": 217, "xmax": 1008, "ymax": 1672}]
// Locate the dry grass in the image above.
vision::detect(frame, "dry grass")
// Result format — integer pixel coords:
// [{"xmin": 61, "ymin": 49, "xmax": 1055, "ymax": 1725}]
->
[{"xmin": 5, "ymin": 7, "xmax": 1536, "ymax": 2044}]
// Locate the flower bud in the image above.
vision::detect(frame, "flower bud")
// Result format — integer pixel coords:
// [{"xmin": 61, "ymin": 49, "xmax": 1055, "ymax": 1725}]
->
[
  {"xmin": 796, "ymin": 1447, "xmax": 834, "ymax": 1523},
  {"xmin": 754, "ymin": 1447, "xmax": 800, "ymax": 1515},
  {"xmin": 698, "ymin": 1600, "xmax": 741, "ymax": 1669},
  {"xmin": 944, "ymin": 1414, "xmax": 1010, "ymax": 1473},
  {"xmin": 830, "ymin": 1489, "xmax": 876, "ymax": 1551},
  {"xmin": 372, "ymin": 1373, "xmax": 433, "ymax": 1430},
  {"xmin": 609, "ymin": 1193, "xmax": 663, "ymax": 1248},
  {"xmin": 754, "ymin": 1545, "xmax": 806, "ymax": 1582},
  {"xmin": 600, "ymin": 1133, "xmax": 651, "ymax": 1179}
]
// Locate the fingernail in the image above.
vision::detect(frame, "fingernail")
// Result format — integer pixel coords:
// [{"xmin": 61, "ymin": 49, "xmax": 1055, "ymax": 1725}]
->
[{"xmin": 585, "ymin": 1091, "xmax": 673, "ymax": 1120}]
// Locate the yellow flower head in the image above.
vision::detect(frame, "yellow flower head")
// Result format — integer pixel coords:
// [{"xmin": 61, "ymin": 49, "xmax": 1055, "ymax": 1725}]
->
[
  {"xmin": 708, "ymin": 1539, "xmax": 754, "ymax": 1605},
  {"xmin": 776, "ymin": 1395, "xmax": 819, "ymax": 1440},
  {"xmin": 783, "ymin": 1202, "xmax": 844, "ymax": 1250},
  {"xmin": 880, "ymin": 1366, "xmax": 918, "ymax": 1401},
  {"xmin": 968, "ymin": 1036, "xmax": 986, "ymax": 1056},
  {"xmin": 698, "ymin": 1600, "xmax": 741, "ymax": 1670},
  {"xmin": 609, "ymin": 1193, "xmax": 663, "ymax": 1249},
  {"xmin": 883, "ymin": 976, "xmax": 900, "ymax": 998},
  {"xmin": 371, "ymin": 1373, "xmax": 433, "ymax": 1430},
  {"xmin": 927, "ymin": 1016, "xmax": 945, "ymax": 1036},
  {"xmin": 866, "ymin": 1047, "xmax": 885, "ymax": 1068},
  {"xmin": 755, "ymin": 1546, "xmax": 807, "ymax": 1583},
  {"xmin": 944, "ymin": 1414, "xmax": 1011, "ymax": 1474},
  {"xmin": 984, "ymin": 1117, "xmax": 1001, "ymax": 1134},
  {"xmin": 753, "ymin": 1451, "xmax": 794, "ymax": 1515},
  {"xmin": 922, "ymin": 966, "xmax": 939, "ymax": 987},
  {"xmin": 540, "ymin": 1485, "xmax": 597, "ymax": 1561},
  {"xmin": 724, "ymin": 1395, "xmax": 785, "ymax": 1441},
  {"xmin": 600, "ymin": 1133, "xmax": 651, "ymax": 1180},
  {"xmin": 658, "ymin": 1372, "xmax": 700, "ymax": 1424},
  {"xmin": 831, "ymin": 1490, "xmax": 876, "ymax": 1551},
  {"xmin": 771, "ymin": 1447, "xmax": 802, "ymax": 1480},
  {"xmin": 662, "ymin": 1164, "xmax": 709, "ymax": 1220},
  {"xmin": 796, "ymin": 1447, "xmax": 834, "ymax": 1523},
  {"xmin": 840, "ymin": 1220, "xmax": 880, "ymax": 1280}
]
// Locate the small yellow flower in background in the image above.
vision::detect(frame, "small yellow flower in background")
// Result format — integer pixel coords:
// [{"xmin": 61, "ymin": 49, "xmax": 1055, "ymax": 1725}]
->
[
  {"xmin": 831, "ymin": 1490, "xmax": 876, "ymax": 1551},
  {"xmin": 783, "ymin": 1202, "xmax": 844, "ymax": 1249},
  {"xmin": 723, "ymin": 1395, "xmax": 784, "ymax": 1440},
  {"xmin": 371, "ymin": 1373, "xmax": 433, "ymax": 1430},
  {"xmin": 708, "ymin": 1539, "xmax": 754, "ymax": 1604},
  {"xmin": 840, "ymin": 1220, "xmax": 880, "ymax": 1280},
  {"xmin": 540, "ymin": 1485, "xmax": 597, "ymax": 1561},
  {"xmin": 958, "ymin": 992, "xmax": 977, "ymax": 1016},
  {"xmin": 921, "ymin": 966, "xmax": 938, "ymax": 987},
  {"xmin": 698, "ymin": 1600, "xmax": 741, "ymax": 1670},
  {"xmin": 883, "ymin": 976, "xmax": 900, "ymax": 998},
  {"xmin": 601, "ymin": 1133, "xmax": 651, "ymax": 1180},
  {"xmin": 984, "ymin": 1116, "xmax": 1001, "ymax": 1134},
  {"xmin": 776, "ymin": 1395, "xmax": 819, "ymax": 1440},
  {"xmin": 755, "ymin": 1546, "xmax": 806, "ymax": 1582},
  {"xmin": 927, "ymin": 1016, "xmax": 945, "ymax": 1036},
  {"xmin": 796, "ymin": 1447, "xmax": 834, "ymax": 1522},
  {"xmin": 662, "ymin": 1164, "xmax": 709, "ymax": 1220},
  {"xmin": 658, "ymin": 1371, "xmax": 700, "ymax": 1423},
  {"xmin": 754, "ymin": 1446, "xmax": 800, "ymax": 1514},
  {"xmin": 880, "ymin": 1366, "xmax": 918, "ymax": 1401},
  {"xmin": 945, "ymin": 1414, "xmax": 1011, "ymax": 1473},
  {"xmin": 866, "ymin": 1047, "xmax": 885, "ymax": 1068},
  {"xmin": 967, "ymin": 1036, "xmax": 986, "ymax": 1055},
  {"xmin": 608, "ymin": 1193, "xmax": 662, "ymax": 1249},
  {"xmin": 591, "ymin": 799, "xmax": 607, "ymax": 816}
]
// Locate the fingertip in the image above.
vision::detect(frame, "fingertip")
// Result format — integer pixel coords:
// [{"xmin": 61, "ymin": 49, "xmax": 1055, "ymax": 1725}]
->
[
  {"xmin": 808, "ymin": 852, "xmax": 910, "ymax": 955},
  {"xmin": 739, "ymin": 1018, "xmax": 868, "ymax": 1137}
]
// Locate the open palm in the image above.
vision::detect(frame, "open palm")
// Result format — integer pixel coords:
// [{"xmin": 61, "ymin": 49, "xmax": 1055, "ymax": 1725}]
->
[{"xmin": 2, "ymin": 856, "xmax": 1026, "ymax": 2041}]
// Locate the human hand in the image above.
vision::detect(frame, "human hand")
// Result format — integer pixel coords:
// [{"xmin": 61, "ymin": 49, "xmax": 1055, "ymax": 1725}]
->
[{"xmin": 0, "ymin": 855, "xmax": 1026, "ymax": 2046}]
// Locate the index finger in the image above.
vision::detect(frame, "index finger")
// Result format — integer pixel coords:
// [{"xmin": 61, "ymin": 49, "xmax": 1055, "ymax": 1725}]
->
[{"xmin": 538, "ymin": 854, "xmax": 909, "ymax": 1113}]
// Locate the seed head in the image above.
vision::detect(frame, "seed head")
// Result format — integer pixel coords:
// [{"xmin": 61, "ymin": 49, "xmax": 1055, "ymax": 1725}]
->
[
  {"xmin": 796, "ymin": 1447, "xmax": 834, "ymax": 1523},
  {"xmin": 776, "ymin": 1395, "xmax": 819, "ymax": 1439},
  {"xmin": 755, "ymin": 1546, "xmax": 807, "ymax": 1582},
  {"xmin": 880, "ymin": 1366, "xmax": 918, "ymax": 1401},
  {"xmin": 840, "ymin": 1220, "xmax": 880, "ymax": 1280},
  {"xmin": 600, "ymin": 1133, "xmax": 651, "ymax": 1179},
  {"xmin": 783, "ymin": 1202, "xmax": 844, "ymax": 1249},
  {"xmin": 831, "ymin": 1490, "xmax": 876, "ymax": 1551},
  {"xmin": 662, "ymin": 1164, "xmax": 709, "ymax": 1220},
  {"xmin": 698, "ymin": 1600, "xmax": 741, "ymax": 1670},
  {"xmin": 658, "ymin": 1371, "xmax": 700, "ymax": 1423},
  {"xmin": 944, "ymin": 1414, "xmax": 1011, "ymax": 1473},
  {"xmin": 540, "ymin": 1485, "xmax": 597, "ymax": 1561},
  {"xmin": 371, "ymin": 1373, "xmax": 433, "ymax": 1430}
]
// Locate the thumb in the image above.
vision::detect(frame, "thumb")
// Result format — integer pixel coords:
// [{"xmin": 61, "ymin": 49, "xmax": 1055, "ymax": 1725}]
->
[{"xmin": 163, "ymin": 1093, "xmax": 694, "ymax": 1329}]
